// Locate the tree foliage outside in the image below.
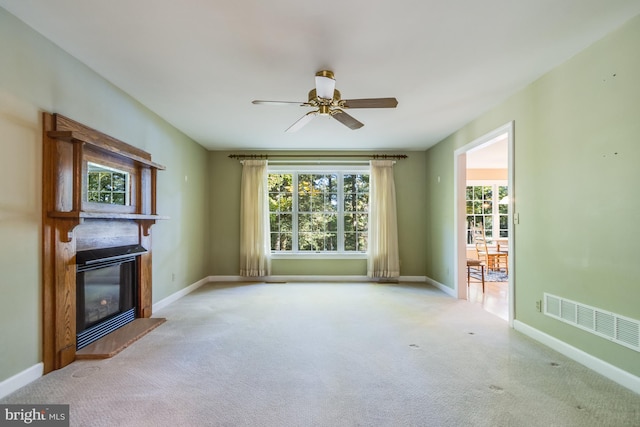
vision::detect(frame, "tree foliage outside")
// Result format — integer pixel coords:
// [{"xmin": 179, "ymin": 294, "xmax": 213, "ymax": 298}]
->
[
  {"xmin": 269, "ymin": 173, "xmax": 293, "ymax": 250},
  {"xmin": 268, "ymin": 172, "xmax": 369, "ymax": 252},
  {"xmin": 343, "ymin": 174, "xmax": 368, "ymax": 251}
]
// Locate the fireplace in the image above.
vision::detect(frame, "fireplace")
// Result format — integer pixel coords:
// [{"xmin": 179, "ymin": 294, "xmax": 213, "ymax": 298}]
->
[
  {"xmin": 43, "ymin": 113, "xmax": 166, "ymax": 372},
  {"xmin": 76, "ymin": 245, "xmax": 147, "ymax": 350}
]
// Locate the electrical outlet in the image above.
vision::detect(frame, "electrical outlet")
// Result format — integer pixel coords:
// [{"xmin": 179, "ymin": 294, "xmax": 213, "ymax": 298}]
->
[
  {"xmin": 171, "ymin": 273, "xmax": 175, "ymax": 282},
  {"xmin": 535, "ymin": 300, "xmax": 542, "ymax": 312}
]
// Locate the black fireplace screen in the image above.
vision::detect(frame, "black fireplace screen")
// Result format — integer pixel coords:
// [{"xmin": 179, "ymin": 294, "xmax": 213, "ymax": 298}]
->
[
  {"xmin": 76, "ymin": 249, "xmax": 142, "ymax": 349},
  {"xmin": 77, "ymin": 261, "xmax": 135, "ymax": 330}
]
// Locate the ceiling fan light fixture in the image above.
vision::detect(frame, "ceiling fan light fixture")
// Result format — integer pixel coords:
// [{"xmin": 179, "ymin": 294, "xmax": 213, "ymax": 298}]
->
[
  {"xmin": 253, "ymin": 70, "xmax": 397, "ymax": 132},
  {"xmin": 315, "ymin": 70, "xmax": 336, "ymax": 99}
]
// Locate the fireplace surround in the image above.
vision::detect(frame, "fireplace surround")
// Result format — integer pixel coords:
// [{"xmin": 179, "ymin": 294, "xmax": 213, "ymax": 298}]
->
[{"xmin": 42, "ymin": 113, "xmax": 166, "ymax": 373}]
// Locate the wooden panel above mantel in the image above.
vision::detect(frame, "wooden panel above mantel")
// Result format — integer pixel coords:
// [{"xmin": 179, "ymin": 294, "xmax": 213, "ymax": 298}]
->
[
  {"xmin": 47, "ymin": 130, "xmax": 166, "ymax": 170},
  {"xmin": 53, "ymin": 114, "xmax": 155, "ymax": 160}
]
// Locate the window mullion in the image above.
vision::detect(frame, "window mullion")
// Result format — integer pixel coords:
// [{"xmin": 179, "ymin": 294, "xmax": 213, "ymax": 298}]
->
[
  {"xmin": 337, "ymin": 174, "xmax": 344, "ymax": 252},
  {"xmin": 492, "ymin": 183, "xmax": 499, "ymax": 240},
  {"xmin": 292, "ymin": 173, "xmax": 299, "ymax": 252}
]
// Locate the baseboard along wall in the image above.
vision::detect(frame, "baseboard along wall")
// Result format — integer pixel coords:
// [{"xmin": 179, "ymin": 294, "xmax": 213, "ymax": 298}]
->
[
  {"xmin": 514, "ymin": 320, "xmax": 639, "ymax": 395},
  {"xmin": 0, "ymin": 363, "xmax": 43, "ymax": 400}
]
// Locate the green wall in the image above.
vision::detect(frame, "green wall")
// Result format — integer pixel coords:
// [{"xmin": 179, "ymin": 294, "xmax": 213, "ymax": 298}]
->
[
  {"xmin": 0, "ymin": 8, "xmax": 209, "ymax": 384},
  {"xmin": 209, "ymin": 151, "xmax": 428, "ymax": 277},
  {"xmin": 2, "ymin": 1, "xmax": 637, "ymax": 393},
  {"xmin": 425, "ymin": 14, "xmax": 640, "ymax": 376}
]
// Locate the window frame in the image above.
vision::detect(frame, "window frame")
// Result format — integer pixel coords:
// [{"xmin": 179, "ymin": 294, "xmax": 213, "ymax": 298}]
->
[
  {"xmin": 268, "ymin": 164, "xmax": 370, "ymax": 259},
  {"xmin": 465, "ymin": 180, "xmax": 508, "ymax": 245}
]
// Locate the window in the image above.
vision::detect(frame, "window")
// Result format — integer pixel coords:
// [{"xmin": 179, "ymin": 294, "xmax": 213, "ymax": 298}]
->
[
  {"xmin": 268, "ymin": 166, "xmax": 369, "ymax": 254},
  {"xmin": 466, "ymin": 183, "xmax": 508, "ymax": 243}
]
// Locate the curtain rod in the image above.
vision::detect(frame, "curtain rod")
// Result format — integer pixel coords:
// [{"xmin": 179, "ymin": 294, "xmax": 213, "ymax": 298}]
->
[{"xmin": 228, "ymin": 154, "xmax": 407, "ymax": 160}]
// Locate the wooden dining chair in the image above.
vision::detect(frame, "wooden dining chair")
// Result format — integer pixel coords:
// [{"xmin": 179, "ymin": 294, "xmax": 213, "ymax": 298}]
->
[
  {"xmin": 472, "ymin": 223, "xmax": 508, "ymax": 273},
  {"xmin": 467, "ymin": 258, "xmax": 485, "ymax": 292}
]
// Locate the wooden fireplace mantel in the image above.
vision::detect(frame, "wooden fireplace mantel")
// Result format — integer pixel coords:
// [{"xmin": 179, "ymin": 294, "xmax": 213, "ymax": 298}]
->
[{"xmin": 42, "ymin": 113, "xmax": 166, "ymax": 373}]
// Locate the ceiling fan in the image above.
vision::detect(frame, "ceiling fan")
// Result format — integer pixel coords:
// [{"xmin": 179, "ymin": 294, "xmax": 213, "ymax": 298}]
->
[{"xmin": 252, "ymin": 70, "xmax": 398, "ymax": 132}]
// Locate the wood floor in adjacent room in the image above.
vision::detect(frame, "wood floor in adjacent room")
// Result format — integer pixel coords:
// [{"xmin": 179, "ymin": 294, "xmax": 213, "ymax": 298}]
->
[{"xmin": 468, "ymin": 279, "xmax": 509, "ymax": 321}]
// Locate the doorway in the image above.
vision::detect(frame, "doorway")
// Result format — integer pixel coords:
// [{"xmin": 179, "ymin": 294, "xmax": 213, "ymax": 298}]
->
[{"xmin": 454, "ymin": 122, "xmax": 514, "ymax": 325}]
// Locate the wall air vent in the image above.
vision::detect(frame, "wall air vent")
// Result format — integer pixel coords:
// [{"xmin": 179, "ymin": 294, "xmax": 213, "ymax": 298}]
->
[{"xmin": 544, "ymin": 293, "xmax": 640, "ymax": 353}]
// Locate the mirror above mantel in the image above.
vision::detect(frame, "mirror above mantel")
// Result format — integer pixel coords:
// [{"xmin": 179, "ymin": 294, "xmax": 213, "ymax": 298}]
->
[{"xmin": 86, "ymin": 161, "xmax": 131, "ymax": 206}]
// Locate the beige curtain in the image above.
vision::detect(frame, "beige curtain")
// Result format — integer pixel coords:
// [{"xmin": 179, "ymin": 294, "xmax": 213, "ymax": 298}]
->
[
  {"xmin": 239, "ymin": 160, "xmax": 270, "ymax": 277},
  {"xmin": 367, "ymin": 160, "xmax": 400, "ymax": 279}
]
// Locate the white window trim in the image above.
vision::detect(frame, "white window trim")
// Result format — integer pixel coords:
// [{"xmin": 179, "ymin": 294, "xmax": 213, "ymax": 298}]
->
[
  {"xmin": 466, "ymin": 180, "xmax": 508, "ymax": 246},
  {"xmin": 268, "ymin": 164, "xmax": 370, "ymax": 256},
  {"xmin": 270, "ymin": 252, "xmax": 368, "ymax": 260}
]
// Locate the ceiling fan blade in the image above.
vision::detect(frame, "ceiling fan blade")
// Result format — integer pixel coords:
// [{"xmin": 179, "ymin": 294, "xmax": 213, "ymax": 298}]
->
[
  {"xmin": 332, "ymin": 110, "xmax": 364, "ymax": 130},
  {"xmin": 252, "ymin": 100, "xmax": 308, "ymax": 106},
  {"xmin": 285, "ymin": 111, "xmax": 319, "ymax": 132},
  {"xmin": 342, "ymin": 98, "xmax": 398, "ymax": 109}
]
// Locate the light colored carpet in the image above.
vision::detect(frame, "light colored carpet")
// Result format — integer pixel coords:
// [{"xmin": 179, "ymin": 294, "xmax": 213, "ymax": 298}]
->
[{"xmin": 2, "ymin": 282, "xmax": 638, "ymax": 426}]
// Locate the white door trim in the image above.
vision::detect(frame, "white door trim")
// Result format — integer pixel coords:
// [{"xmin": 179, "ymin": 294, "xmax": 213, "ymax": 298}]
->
[{"xmin": 453, "ymin": 121, "xmax": 515, "ymax": 326}]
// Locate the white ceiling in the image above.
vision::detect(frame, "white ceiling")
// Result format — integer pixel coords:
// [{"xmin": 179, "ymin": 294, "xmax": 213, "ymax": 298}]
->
[
  {"xmin": 467, "ymin": 136, "xmax": 508, "ymax": 169},
  {"xmin": 2, "ymin": 1, "xmax": 639, "ymax": 152}
]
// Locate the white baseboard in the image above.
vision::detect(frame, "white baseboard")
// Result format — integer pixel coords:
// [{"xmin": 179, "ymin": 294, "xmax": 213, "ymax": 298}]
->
[
  {"xmin": 514, "ymin": 320, "xmax": 640, "ymax": 395},
  {"xmin": 211, "ymin": 275, "xmax": 372, "ymax": 283},
  {"xmin": 399, "ymin": 276, "xmax": 427, "ymax": 283},
  {"xmin": 0, "ymin": 363, "xmax": 43, "ymax": 399},
  {"xmin": 425, "ymin": 276, "xmax": 456, "ymax": 297},
  {"xmin": 152, "ymin": 277, "xmax": 209, "ymax": 314},
  {"xmin": 208, "ymin": 275, "xmax": 428, "ymax": 283},
  {"xmin": 208, "ymin": 275, "xmax": 248, "ymax": 282},
  {"xmin": 267, "ymin": 275, "xmax": 372, "ymax": 282}
]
